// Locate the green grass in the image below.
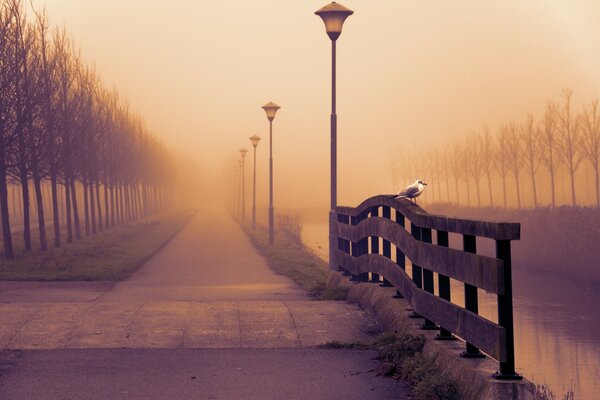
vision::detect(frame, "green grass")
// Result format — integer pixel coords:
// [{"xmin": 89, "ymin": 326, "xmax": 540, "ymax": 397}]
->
[
  {"xmin": 322, "ymin": 332, "xmax": 459, "ymax": 400},
  {"xmin": 0, "ymin": 210, "xmax": 194, "ymax": 281},
  {"xmin": 240, "ymin": 222, "xmax": 349, "ymax": 300}
]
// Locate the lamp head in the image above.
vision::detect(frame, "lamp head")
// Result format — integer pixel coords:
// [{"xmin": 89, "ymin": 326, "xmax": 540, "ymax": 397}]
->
[
  {"xmin": 261, "ymin": 101, "xmax": 280, "ymax": 121},
  {"xmin": 249, "ymin": 134, "xmax": 261, "ymax": 147},
  {"xmin": 315, "ymin": 2, "xmax": 354, "ymax": 41},
  {"xmin": 240, "ymin": 148, "xmax": 248, "ymax": 159}
]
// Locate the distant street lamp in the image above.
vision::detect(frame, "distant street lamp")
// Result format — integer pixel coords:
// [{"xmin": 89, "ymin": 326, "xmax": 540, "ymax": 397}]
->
[
  {"xmin": 315, "ymin": 2, "xmax": 353, "ymax": 269},
  {"xmin": 240, "ymin": 148, "xmax": 248, "ymax": 220},
  {"xmin": 249, "ymin": 134, "xmax": 262, "ymax": 229},
  {"xmin": 261, "ymin": 101, "xmax": 281, "ymax": 245},
  {"xmin": 237, "ymin": 160, "xmax": 243, "ymax": 217}
]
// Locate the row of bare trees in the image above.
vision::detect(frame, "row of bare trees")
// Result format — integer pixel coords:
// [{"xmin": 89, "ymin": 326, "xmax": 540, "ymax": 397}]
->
[
  {"xmin": 0, "ymin": 0, "xmax": 174, "ymax": 258},
  {"xmin": 389, "ymin": 88, "xmax": 600, "ymax": 209}
]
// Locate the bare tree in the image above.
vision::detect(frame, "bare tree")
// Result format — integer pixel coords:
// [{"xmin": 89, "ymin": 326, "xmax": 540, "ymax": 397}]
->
[
  {"xmin": 480, "ymin": 126, "xmax": 495, "ymax": 207},
  {"xmin": 442, "ymin": 149, "xmax": 451, "ymax": 202},
  {"xmin": 521, "ymin": 114, "xmax": 542, "ymax": 208},
  {"xmin": 538, "ymin": 103, "xmax": 561, "ymax": 208},
  {"xmin": 467, "ymin": 133, "xmax": 482, "ymax": 206},
  {"xmin": 581, "ymin": 98, "xmax": 600, "ymax": 207},
  {"xmin": 496, "ymin": 126, "xmax": 510, "ymax": 208},
  {"xmin": 553, "ymin": 88, "xmax": 582, "ymax": 206},
  {"xmin": 503, "ymin": 122, "xmax": 523, "ymax": 208},
  {"xmin": 450, "ymin": 143, "xmax": 462, "ymax": 204},
  {"xmin": 0, "ymin": 4, "xmax": 15, "ymax": 257}
]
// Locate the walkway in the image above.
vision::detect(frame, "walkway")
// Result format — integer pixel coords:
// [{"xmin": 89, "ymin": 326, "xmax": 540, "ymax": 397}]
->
[{"xmin": 0, "ymin": 209, "xmax": 408, "ymax": 399}]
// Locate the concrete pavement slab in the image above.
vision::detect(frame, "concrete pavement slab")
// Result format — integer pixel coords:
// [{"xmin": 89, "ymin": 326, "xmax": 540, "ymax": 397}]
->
[{"xmin": 0, "ymin": 348, "xmax": 409, "ymax": 400}]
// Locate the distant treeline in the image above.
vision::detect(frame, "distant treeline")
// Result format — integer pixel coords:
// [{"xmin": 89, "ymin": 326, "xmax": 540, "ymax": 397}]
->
[
  {"xmin": 390, "ymin": 88, "xmax": 600, "ymax": 209},
  {"xmin": 0, "ymin": 0, "xmax": 175, "ymax": 258},
  {"xmin": 428, "ymin": 203, "xmax": 600, "ymax": 284}
]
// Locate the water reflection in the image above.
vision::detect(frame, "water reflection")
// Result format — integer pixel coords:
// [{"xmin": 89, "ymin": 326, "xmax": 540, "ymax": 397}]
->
[{"xmin": 302, "ymin": 222, "xmax": 600, "ymax": 400}]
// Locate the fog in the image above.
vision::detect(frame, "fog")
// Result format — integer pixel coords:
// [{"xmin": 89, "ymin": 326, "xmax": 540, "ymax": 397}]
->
[{"xmin": 32, "ymin": 0, "xmax": 600, "ymax": 209}]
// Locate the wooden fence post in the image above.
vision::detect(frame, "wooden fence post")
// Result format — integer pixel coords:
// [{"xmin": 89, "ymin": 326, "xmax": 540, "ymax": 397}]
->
[
  {"xmin": 494, "ymin": 239, "xmax": 522, "ymax": 379},
  {"xmin": 462, "ymin": 234, "xmax": 485, "ymax": 358}
]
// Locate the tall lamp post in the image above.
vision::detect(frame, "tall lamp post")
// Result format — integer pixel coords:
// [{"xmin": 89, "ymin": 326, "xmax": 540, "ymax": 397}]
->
[
  {"xmin": 237, "ymin": 160, "xmax": 243, "ymax": 217},
  {"xmin": 249, "ymin": 135, "xmax": 261, "ymax": 229},
  {"xmin": 315, "ymin": 2, "xmax": 353, "ymax": 269},
  {"xmin": 261, "ymin": 102, "xmax": 281, "ymax": 245},
  {"xmin": 240, "ymin": 148, "xmax": 248, "ymax": 220}
]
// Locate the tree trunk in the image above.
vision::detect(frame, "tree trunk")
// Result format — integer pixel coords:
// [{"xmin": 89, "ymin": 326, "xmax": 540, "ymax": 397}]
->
[
  {"xmin": 135, "ymin": 185, "xmax": 142, "ymax": 218},
  {"xmin": 110, "ymin": 185, "xmax": 115, "ymax": 227},
  {"xmin": 475, "ymin": 181, "xmax": 481, "ymax": 207},
  {"xmin": 569, "ymin": 168, "xmax": 577, "ymax": 206},
  {"xmin": 70, "ymin": 180, "xmax": 81, "ymax": 239},
  {"xmin": 19, "ymin": 177, "xmax": 32, "ymax": 251},
  {"xmin": 465, "ymin": 181, "xmax": 471, "ymax": 207},
  {"xmin": 454, "ymin": 178, "xmax": 459, "ymax": 204},
  {"xmin": 594, "ymin": 163, "xmax": 600, "ymax": 208},
  {"xmin": 550, "ymin": 170, "xmax": 556, "ymax": 208},
  {"xmin": 65, "ymin": 180, "xmax": 72, "ymax": 243},
  {"xmin": 515, "ymin": 172, "xmax": 522, "ymax": 209},
  {"xmin": 89, "ymin": 182, "xmax": 96, "ymax": 234},
  {"xmin": 487, "ymin": 174, "xmax": 494, "ymax": 207},
  {"xmin": 51, "ymin": 174, "xmax": 61, "ymax": 247},
  {"xmin": 33, "ymin": 175, "xmax": 48, "ymax": 251},
  {"xmin": 118, "ymin": 184, "xmax": 125, "ymax": 224},
  {"xmin": 83, "ymin": 180, "xmax": 90, "ymax": 236},
  {"xmin": 502, "ymin": 174, "xmax": 507, "ymax": 209},
  {"xmin": 0, "ymin": 159, "xmax": 14, "ymax": 258},
  {"xmin": 531, "ymin": 173, "xmax": 538, "ymax": 208},
  {"xmin": 103, "ymin": 180, "xmax": 109, "ymax": 228},
  {"xmin": 95, "ymin": 181, "xmax": 103, "ymax": 231}
]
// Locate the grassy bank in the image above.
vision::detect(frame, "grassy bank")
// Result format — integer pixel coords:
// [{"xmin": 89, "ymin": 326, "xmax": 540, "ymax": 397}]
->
[
  {"xmin": 427, "ymin": 203, "xmax": 600, "ymax": 284},
  {"xmin": 0, "ymin": 210, "xmax": 194, "ymax": 281},
  {"xmin": 240, "ymin": 220, "xmax": 348, "ymax": 300},
  {"xmin": 323, "ymin": 332, "xmax": 459, "ymax": 400}
]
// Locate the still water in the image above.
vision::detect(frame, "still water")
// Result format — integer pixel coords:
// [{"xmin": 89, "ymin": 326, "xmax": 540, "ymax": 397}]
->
[{"xmin": 302, "ymin": 222, "xmax": 600, "ymax": 400}]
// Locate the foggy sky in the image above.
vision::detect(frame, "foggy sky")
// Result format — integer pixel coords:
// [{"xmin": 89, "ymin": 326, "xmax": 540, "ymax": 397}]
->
[{"xmin": 31, "ymin": 0, "xmax": 600, "ymax": 208}]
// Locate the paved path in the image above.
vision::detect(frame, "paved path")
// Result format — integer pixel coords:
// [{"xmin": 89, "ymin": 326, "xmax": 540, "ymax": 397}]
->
[{"xmin": 0, "ymin": 209, "xmax": 408, "ymax": 399}]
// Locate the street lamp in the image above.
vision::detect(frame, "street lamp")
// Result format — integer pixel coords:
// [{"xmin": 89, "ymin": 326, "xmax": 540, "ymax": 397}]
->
[
  {"xmin": 237, "ymin": 160, "xmax": 243, "ymax": 217},
  {"xmin": 261, "ymin": 101, "xmax": 281, "ymax": 245},
  {"xmin": 240, "ymin": 148, "xmax": 248, "ymax": 220},
  {"xmin": 315, "ymin": 2, "xmax": 353, "ymax": 269},
  {"xmin": 249, "ymin": 134, "xmax": 261, "ymax": 229}
]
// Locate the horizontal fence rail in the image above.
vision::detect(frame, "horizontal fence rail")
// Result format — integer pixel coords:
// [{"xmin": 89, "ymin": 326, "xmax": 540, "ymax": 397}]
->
[{"xmin": 333, "ymin": 194, "xmax": 521, "ymax": 379}]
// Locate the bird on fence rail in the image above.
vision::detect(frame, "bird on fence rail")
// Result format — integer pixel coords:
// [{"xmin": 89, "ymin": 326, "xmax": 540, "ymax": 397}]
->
[{"xmin": 395, "ymin": 180, "xmax": 427, "ymax": 203}]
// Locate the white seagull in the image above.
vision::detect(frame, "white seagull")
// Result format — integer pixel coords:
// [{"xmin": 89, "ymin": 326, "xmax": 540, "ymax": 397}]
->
[{"xmin": 395, "ymin": 180, "xmax": 428, "ymax": 203}]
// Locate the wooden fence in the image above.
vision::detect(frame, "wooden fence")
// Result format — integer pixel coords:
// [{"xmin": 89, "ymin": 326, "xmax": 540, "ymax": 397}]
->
[{"xmin": 333, "ymin": 194, "xmax": 521, "ymax": 379}]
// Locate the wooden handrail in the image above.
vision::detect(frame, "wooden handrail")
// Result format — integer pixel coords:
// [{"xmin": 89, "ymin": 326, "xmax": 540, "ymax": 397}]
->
[
  {"xmin": 334, "ymin": 195, "xmax": 521, "ymax": 379},
  {"xmin": 336, "ymin": 195, "xmax": 520, "ymax": 240}
]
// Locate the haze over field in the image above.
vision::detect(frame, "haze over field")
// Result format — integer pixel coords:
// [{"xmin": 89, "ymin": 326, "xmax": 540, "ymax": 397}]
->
[{"xmin": 29, "ymin": 0, "xmax": 600, "ymax": 208}]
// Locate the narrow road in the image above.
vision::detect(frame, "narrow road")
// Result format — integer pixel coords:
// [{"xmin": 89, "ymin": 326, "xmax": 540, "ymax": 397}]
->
[{"xmin": 0, "ymin": 209, "xmax": 407, "ymax": 399}]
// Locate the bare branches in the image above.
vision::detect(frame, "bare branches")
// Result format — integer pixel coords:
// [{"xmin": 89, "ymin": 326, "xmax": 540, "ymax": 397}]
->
[
  {"xmin": 553, "ymin": 88, "xmax": 583, "ymax": 206},
  {"xmin": 581, "ymin": 98, "xmax": 600, "ymax": 206},
  {"xmin": 0, "ymin": 1, "xmax": 175, "ymax": 257}
]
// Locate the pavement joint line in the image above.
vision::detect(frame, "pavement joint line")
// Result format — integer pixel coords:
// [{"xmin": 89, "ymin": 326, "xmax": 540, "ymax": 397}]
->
[
  {"xmin": 236, "ymin": 307, "xmax": 243, "ymax": 348},
  {"xmin": 180, "ymin": 302, "xmax": 193, "ymax": 348},
  {"xmin": 123, "ymin": 303, "xmax": 146, "ymax": 344},
  {"xmin": 282, "ymin": 300, "xmax": 303, "ymax": 348}
]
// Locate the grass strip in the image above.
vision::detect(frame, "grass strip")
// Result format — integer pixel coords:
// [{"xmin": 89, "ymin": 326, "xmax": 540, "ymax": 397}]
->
[
  {"xmin": 240, "ymin": 222, "xmax": 349, "ymax": 300},
  {"xmin": 0, "ymin": 209, "xmax": 194, "ymax": 281}
]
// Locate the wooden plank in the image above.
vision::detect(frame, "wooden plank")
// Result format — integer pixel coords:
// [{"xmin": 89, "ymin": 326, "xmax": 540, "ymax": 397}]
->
[
  {"xmin": 335, "ymin": 195, "xmax": 520, "ymax": 240},
  {"xmin": 336, "ymin": 251, "xmax": 507, "ymax": 362},
  {"xmin": 336, "ymin": 218, "xmax": 504, "ymax": 294}
]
